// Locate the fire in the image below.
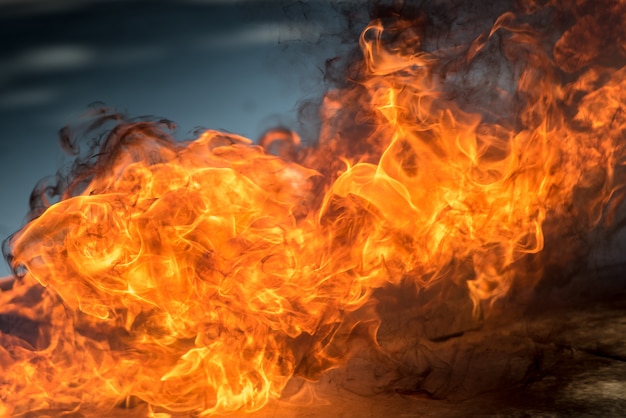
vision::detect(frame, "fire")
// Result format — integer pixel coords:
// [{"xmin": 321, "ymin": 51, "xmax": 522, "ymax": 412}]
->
[{"xmin": 1, "ymin": 1, "xmax": 625, "ymax": 416}]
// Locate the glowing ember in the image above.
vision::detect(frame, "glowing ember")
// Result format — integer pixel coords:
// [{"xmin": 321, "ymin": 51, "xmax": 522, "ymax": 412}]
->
[{"xmin": 1, "ymin": 1, "xmax": 626, "ymax": 416}]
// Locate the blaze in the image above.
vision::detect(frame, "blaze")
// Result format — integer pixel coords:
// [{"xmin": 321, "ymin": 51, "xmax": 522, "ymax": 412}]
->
[{"xmin": 1, "ymin": 2, "xmax": 625, "ymax": 416}]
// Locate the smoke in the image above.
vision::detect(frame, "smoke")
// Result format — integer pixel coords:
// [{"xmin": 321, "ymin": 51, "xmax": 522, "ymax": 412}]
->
[{"xmin": 281, "ymin": 0, "xmax": 626, "ymax": 399}]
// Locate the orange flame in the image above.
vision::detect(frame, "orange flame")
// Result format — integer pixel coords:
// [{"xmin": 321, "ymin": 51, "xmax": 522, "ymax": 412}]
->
[{"xmin": 2, "ymin": 3, "xmax": 626, "ymax": 416}]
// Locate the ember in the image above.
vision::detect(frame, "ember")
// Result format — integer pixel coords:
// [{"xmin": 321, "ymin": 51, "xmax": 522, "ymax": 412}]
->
[{"xmin": 1, "ymin": 1, "xmax": 626, "ymax": 416}]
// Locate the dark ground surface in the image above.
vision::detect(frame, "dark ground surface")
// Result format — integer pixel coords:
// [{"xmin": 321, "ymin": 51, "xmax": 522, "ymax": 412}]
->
[{"xmin": 248, "ymin": 265, "xmax": 626, "ymax": 418}]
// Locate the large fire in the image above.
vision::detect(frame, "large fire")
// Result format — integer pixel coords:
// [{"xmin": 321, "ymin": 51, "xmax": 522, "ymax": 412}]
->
[{"xmin": 1, "ymin": 1, "xmax": 626, "ymax": 416}]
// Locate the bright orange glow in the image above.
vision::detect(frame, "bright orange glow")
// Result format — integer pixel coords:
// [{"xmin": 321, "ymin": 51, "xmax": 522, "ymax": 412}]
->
[{"xmin": 1, "ymin": 4, "xmax": 625, "ymax": 416}]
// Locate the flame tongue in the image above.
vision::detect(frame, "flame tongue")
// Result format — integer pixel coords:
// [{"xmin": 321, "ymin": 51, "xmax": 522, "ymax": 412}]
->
[
  {"xmin": 2, "ymin": 2, "xmax": 626, "ymax": 416},
  {"xmin": 4, "ymin": 129, "xmax": 323, "ymax": 414}
]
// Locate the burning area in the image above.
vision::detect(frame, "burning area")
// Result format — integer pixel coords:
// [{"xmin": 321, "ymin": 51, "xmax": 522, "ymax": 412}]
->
[{"xmin": 1, "ymin": 0, "xmax": 626, "ymax": 416}]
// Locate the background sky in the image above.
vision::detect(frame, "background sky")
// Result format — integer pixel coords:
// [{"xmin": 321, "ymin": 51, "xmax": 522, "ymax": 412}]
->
[
  {"xmin": 0, "ymin": 0, "xmax": 355, "ymax": 277},
  {"xmin": 2, "ymin": 0, "xmax": 624, "ymax": 279}
]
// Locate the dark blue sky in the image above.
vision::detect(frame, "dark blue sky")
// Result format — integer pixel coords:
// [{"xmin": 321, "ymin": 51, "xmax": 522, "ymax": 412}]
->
[{"xmin": 0, "ymin": 0, "xmax": 354, "ymax": 276}]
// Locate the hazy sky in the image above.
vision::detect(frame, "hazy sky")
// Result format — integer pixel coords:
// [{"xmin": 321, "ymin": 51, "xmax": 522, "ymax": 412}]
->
[{"xmin": 0, "ymin": 0, "xmax": 353, "ymax": 276}]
